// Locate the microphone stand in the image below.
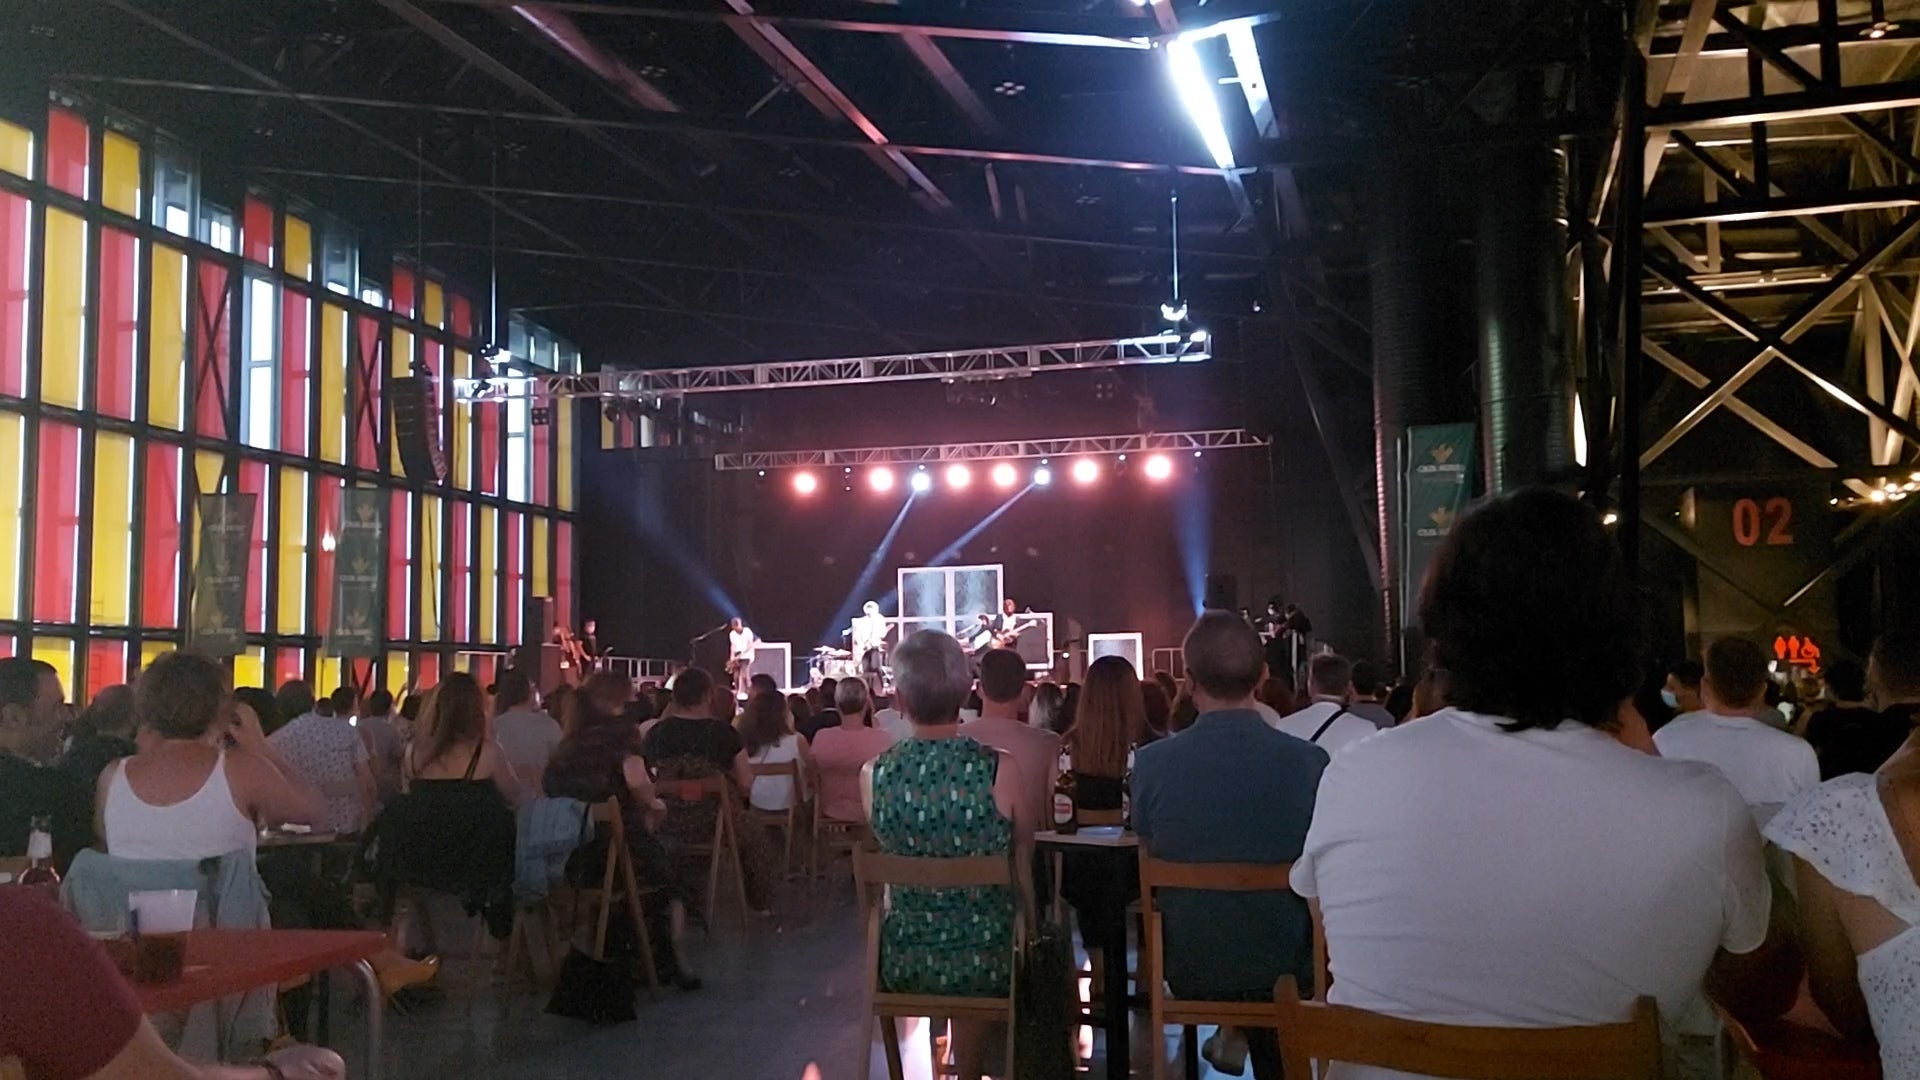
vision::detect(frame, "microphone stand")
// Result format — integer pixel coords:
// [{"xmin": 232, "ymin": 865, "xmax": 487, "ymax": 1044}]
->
[{"xmin": 690, "ymin": 621, "xmax": 731, "ymax": 665}]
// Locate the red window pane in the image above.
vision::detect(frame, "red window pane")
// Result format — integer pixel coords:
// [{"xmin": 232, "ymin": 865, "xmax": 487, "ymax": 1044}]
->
[
  {"xmin": 312, "ymin": 478, "xmax": 341, "ymax": 636},
  {"xmin": 46, "ymin": 107, "xmax": 89, "ymax": 198},
  {"xmin": 477, "ymin": 404, "xmax": 500, "ymax": 496},
  {"xmin": 242, "ymin": 196, "xmax": 274, "ymax": 266},
  {"xmin": 387, "ymin": 490, "xmax": 411, "ymax": 639},
  {"xmin": 391, "ymin": 264, "xmax": 416, "ymax": 318},
  {"xmin": 239, "ymin": 461, "xmax": 270, "ymax": 634},
  {"xmin": 503, "ymin": 513, "xmax": 522, "ymax": 644},
  {"xmin": 193, "ymin": 261, "xmax": 232, "ymax": 438},
  {"xmin": 0, "ymin": 192, "xmax": 27, "ymax": 397},
  {"xmin": 414, "ymin": 651, "xmax": 440, "ymax": 689},
  {"xmin": 280, "ymin": 290, "xmax": 310, "ymax": 456},
  {"xmin": 96, "ymin": 227, "xmax": 138, "ymax": 419},
  {"xmin": 86, "ymin": 640, "xmax": 128, "ymax": 702},
  {"xmin": 469, "ymin": 653, "xmax": 495, "ymax": 688},
  {"xmin": 554, "ymin": 521, "xmax": 573, "ymax": 633},
  {"xmin": 141, "ymin": 444, "xmax": 183, "ymax": 627},
  {"xmin": 353, "ymin": 316, "xmax": 381, "ymax": 469},
  {"xmin": 449, "ymin": 293, "xmax": 473, "ymax": 341},
  {"xmin": 448, "ymin": 502, "xmax": 469, "ymax": 642},
  {"xmin": 0, "ymin": 638, "xmax": 12, "ymax": 658},
  {"xmin": 274, "ymin": 647, "xmax": 305, "ymax": 689},
  {"xmin": 33, "ymin": 422, "xmax": 83, "ymax": 623}
]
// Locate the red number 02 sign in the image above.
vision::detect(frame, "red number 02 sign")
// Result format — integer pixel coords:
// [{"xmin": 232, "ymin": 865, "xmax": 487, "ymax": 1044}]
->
[{"xmin": 1731, "ymin": 496, "xmax": 1795, "ymax": 547}]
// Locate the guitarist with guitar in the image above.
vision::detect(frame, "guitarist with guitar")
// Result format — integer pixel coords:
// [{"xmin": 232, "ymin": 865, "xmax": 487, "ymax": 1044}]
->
[{"xmin": 987, "ymin": 598, "xmax": 1040, "ymax": 651}]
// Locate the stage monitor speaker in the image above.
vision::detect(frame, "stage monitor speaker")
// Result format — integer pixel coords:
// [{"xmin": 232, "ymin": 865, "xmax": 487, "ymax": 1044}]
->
[
  {"xmin": 523, "ymin": 595, "xmax": 553, "ymax": 646},
  {"xmin": 1205, "ymin": 573, "xmax": 1238, "ymax": 612},
  {"xmin": 389, "ymin": 374, "xmax": 447, "ymax": 484}
]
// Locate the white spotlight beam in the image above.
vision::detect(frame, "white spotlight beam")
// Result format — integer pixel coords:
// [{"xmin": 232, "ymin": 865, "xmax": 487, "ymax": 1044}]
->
[
  {"xmin": 1166, "ymin": 37, "xmax": 1234, "ymax": 171},
  {"xmin": 455, "ymin": 331, "xmax": 1210, "ymax": 402},
  {"xmin": 713, "ymin": 428, "xmax": 1269, "ymax": 471}
]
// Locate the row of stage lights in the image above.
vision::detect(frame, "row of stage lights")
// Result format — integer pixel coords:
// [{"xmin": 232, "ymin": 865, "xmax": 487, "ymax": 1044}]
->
[{"xmin": 773, "ymin": 452, "xmax": 1202, "ymax": 496}]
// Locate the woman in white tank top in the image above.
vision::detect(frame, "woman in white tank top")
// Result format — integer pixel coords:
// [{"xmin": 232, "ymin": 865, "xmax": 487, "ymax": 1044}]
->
[{"xmin": 100, "ymin": 654, "xmax": 325, "ymax": 859}]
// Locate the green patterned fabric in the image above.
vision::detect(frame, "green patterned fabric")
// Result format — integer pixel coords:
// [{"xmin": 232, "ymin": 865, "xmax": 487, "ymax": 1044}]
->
[{"xmin": 869, "ymin": 735, "xmax": 1015, "ymax": 996}]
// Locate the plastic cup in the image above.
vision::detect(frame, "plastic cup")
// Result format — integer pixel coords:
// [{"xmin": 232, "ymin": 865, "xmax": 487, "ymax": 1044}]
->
[{"xmin": 128, "ymin": 889, "xmax": 198, "ymax": 934}]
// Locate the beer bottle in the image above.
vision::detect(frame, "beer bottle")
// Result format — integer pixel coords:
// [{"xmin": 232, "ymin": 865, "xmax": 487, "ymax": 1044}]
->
[
  {"xmin": 1052, "ymin": 749, "xmax": 1078, "ymax": 834},
  {"xmin": 19, "ymin": 815, "xmax": 59, "ymax": 887}
]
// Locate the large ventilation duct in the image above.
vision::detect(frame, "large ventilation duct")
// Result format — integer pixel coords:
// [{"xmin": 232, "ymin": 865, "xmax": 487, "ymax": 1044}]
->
[
  {"xmin": 1368, "ymin": 156, "xmax": 1457, "ymax": 656},
  {"xmin": 1475, "ymin": 145, "xmax": 1573, "ymax": 494}
]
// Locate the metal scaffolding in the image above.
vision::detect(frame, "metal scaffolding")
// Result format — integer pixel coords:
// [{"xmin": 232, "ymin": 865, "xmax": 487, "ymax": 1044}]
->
[
  {"xmin": 455, "ymin": 331, "xmax": 1211, "ymax": 402},
  {"xmin": 712, "ymin": 428, "xmax": 1269, "ymax": 471}
]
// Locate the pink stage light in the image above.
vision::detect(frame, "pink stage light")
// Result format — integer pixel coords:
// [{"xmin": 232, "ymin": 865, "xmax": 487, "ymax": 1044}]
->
[
  {"xmin": 1143, "ymin": 454, "xmax": 1174, "ymax": 481},
  {"xmin": 1071, "ymin": 458, "xmax": 1100, "ymax": 485},
  {"xmin": 945, "ymin": 463, "xmax": 973, "ymax": 489},
  {"xmin": 792, "ymin": 471, "xmax": 819, "ymax": 495},
  {"xmin": 990, "ymin": 462, "xmax": 1019, "ymax": 489},
  {"xmin": 868, "ymin": 466, "xmax": 896, "ymax": 493}
]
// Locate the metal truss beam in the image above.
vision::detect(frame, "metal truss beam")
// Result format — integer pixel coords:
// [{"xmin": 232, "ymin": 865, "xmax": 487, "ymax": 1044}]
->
[
  {"xmin": 456, "ymin": 332, "xmax": 1212, "ymax": 402},
  {"xmin": 712, "ymin": 429, "xmax": 1268, "ymax": 471},
  {"xmin": 1648, "ymin": 78, "xmax": 1920, "ymax": 128},
  {"xmin": 1644, "ymin": 183, "xmax": 1920, "ymax": 226}
]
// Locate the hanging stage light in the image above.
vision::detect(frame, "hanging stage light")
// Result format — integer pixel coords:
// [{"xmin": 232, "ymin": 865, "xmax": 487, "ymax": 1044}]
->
[
  {"xmin": 793, "ymin": 471, "xmax": 819, "ymax": 495},
  {"xmin": 910, "ymin": 470, "xmax": 933, "ymax": 493},
  {"xmin": 869, "ymin": 466, "xmax": 896, "ymax": 493},
  {"xmin": 991, "ymin": 462, "xmax": 1019, "ymax": 489},
  {"xmin": 1144, "ymin": 454, "xmax": 1174, "ymax": 481},
  {"xmin": 1033, "ymin": 466, "xmax": 1053, "ymax": 487},
  {"xmin": 1071, "ymin": 458, "xmax": 1100, "ymax": 485},
  {"xmin": 945, "ymin": 463, "xmax": 973, "ymax": 490}
]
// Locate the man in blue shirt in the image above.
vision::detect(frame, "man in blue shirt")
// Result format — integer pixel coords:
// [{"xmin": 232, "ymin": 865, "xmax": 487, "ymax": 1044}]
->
[{"xmin": 1132, "ymin": 612, "xmax": 1329, "ymax": 1079}]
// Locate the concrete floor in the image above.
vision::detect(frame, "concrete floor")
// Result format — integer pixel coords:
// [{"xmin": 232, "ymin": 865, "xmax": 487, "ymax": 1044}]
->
[{"xmin": 321, "ymin": 881, "xmax": 1230, "ymax": 1080}]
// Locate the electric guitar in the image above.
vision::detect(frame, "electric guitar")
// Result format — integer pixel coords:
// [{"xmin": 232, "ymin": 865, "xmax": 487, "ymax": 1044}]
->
[{"xmin": 990, "ymin": 619, "xmax": 1040, "ymax": 648}]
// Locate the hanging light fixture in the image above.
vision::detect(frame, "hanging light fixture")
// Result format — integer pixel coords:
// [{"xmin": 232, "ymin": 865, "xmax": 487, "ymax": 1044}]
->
[
  {"xmin": 1865, "ymin": 0, "xmax": 1900, "ymax": 37},
  {"xmin": 1160, "ymin": 191, "xmax": 1189, "ymax": 324}
]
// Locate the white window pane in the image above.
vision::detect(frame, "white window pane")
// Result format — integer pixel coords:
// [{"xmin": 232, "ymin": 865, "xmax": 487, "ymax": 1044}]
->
[
  {"xmin": 248, "ymin": 279, "xmax": 276, "ymax": 363},
  {"xmin": 246, "ymin": 366, "xmax": 275, "ymax": 450},
  {"xmin": 507, "ymin": 398, "xmax": 528, "ymax": 435},
  {"xmin": 506, "ymin": 435, "xmax": 528, "ymax": 502},
  {"xmin": 163, "ymin": 205, "xmax": 190, "ymax": 238}
]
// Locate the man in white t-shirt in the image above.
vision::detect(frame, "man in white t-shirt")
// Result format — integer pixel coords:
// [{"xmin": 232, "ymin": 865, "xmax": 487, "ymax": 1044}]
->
[
  {"xmin": 726, "ymin": 618, "xmax": 757, "ymax": 695},
  {"xmin": 1653, "ymin": 637, "xmax": 1818, "ymax": 826},
  {"xmin": 490, "ymin": 669, "xmax": 562, "ymax": 788},
  {"xmin": 1292, "ymin": 488, "xmax": 1797, "ymax": 1080},
  {"xmin": 1273, "ymin": 654, "xmax": 1377, "ymax": 756}
]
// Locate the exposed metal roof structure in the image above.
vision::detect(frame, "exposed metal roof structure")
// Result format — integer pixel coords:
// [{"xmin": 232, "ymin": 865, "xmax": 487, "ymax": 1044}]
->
[{"xmin": 712, "ymin": 428, "xmax": 1268, "ymax": 470}]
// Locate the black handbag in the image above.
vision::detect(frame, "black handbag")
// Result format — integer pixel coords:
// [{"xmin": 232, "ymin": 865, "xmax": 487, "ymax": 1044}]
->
[{"xmin": 1011, "ymin": 861, "xmax": 1076, "ymax": 1079}]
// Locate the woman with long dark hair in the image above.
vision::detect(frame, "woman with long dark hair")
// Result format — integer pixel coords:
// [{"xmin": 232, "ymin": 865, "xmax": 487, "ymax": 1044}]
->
[
  {"xmin": 740, "ymin": 691, "xmax": 809, "ymax": 813},
  {"xmin": 1061, "ymin": 655, "xmax": 1148, "ymax": 1000}
]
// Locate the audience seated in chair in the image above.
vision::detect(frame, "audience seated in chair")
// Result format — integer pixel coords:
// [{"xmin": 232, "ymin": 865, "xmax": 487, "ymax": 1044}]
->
[
  {"xmin": 0, "ymin": 657, "xmax": 93, "ymax": 873},
  {"xmin": 642, "ymin": 666, "xmax": 778, "ymax": 915},
  {"xmin": 808, "ymin": 678, "xmax": 896, "ymax": 826},
  {"xmin": 1290, "ymin": 488, "xmax": 1801, "ymax": 1080}
]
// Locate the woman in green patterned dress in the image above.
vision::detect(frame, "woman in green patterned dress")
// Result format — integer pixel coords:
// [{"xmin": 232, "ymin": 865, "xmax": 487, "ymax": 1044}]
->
[{"xmin": 862, "ymin": 630, "xmax": 1032, "ymax": 1080}]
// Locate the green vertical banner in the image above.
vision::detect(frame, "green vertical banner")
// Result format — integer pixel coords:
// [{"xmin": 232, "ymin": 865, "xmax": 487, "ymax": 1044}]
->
[
  {"xmin": 1402, "ymin": 423, "xmax": 1477, "ymax": 615},
  {"xmin": 329, "ymin": 487, "xmax": 387, "ymax": 658},
  {"xmin": 189, "ymin": 494, "xmax": 255, "ymax": 657}
]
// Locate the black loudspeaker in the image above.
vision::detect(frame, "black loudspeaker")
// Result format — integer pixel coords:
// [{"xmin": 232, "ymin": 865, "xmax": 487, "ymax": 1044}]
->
[
  {"xmin": 524, "ymin": 596, "xmax": 553, "ymax": 646},
  {"xmin": 389, "ymin": 374, "xmax": 447, "ymax": 484},
  {"xmin": 1205, "ymin": 573, "xmax": 1238, "ymax": 612}
]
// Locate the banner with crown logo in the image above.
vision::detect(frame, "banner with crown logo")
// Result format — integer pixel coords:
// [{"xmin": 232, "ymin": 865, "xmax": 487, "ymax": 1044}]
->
[
  {"xmin": 188, "ymin": 494, "xmax": 256, "ymax": 656},
  {"xmin": 329, "ymin": 487, "xmax": 387, "ymax": 658},
  {"xmin": 1402, "ymin": 423, "xmax": 1477, "ymax": 614}
]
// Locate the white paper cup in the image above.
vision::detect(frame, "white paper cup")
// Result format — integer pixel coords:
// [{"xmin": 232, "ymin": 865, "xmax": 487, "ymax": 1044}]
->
[{"xmin": 128, "ymin": 889, "xmax": 198, "ymax": 934}]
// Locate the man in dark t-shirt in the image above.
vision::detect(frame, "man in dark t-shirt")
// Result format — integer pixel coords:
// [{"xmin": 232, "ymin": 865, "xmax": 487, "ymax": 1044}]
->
[{"xmin": 0, "ymin": 658, "xmax": 92, "ymax": 872}]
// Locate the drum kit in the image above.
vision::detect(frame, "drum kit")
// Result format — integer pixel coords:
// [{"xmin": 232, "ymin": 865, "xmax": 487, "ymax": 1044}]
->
[{"xmin": 809, "ymin": 645, "xmax": 892, "ymax": 691}]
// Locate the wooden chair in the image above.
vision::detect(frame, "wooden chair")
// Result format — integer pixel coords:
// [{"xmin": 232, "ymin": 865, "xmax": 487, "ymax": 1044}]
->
[
  {"xmin": 1137, "ymin": 845, "xmax": 1325, "ymax": 1080},
  {"xmin": 0, "ymin": 856, "xmax": 29, "ymax": 882},
  {"xmin": 747, "ymin": 760, "xmax": 805, "ymax": 879},
  {"xmin": 812, "ymin": 790, "xmax": 869, "ymax": 888},
  {"xmin": 554, "ymin": 798, "xmax": 660, "ymax": 995},
  {"xmin": 1274, "ymin": 976, "xmax": 1663, "ymax": 1080},
  {"xmin": 661, "ymin": 774, "xmax": 749, "ymax": 931},
  {"xmin": 853, "ymin": 847, "xmax": 1020, "ymax": 1080}
]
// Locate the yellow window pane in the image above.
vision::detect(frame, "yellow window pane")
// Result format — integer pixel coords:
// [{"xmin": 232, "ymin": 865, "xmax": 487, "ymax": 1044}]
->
[
  {"xmin": 531, "ymin": 517, "xmax": 549, "ymax": 597},
  {"xmin": 477, "ymin": 505, "xmax": 498, "ymax": 642},
  {"xmin": 90, "ymin": 432, "xmax": 135, "ymax": 625},
  {"xmin": 284, "ymin": 216, "xmax": 313, "ymax": 281},
  {"xmin": 147, "ymin": 245, "xmax": 188, "ymax": 429},
  {"xmin": 389, "ymin": 328, "xmax": 414, "ymax": 474},
  {"xmin": 0, "ymin": 412, "xmax": 21, "ymax": 619},
  {"xmin": 233, "ymin": 646, "xmax": 265, "ymax": 691},
  {"xmin": 418, "ymin": 495, "xmax": 441, "ymax": 640},
  {"xmin": 32, "ymin": 640, "xmax": 75, "ymax": 699},
  {"xmin": 556, "ymin": 402, "xmax": 575, "ymax": 510},
  {"xmin": 423, "ymin": 281, "xmax": 444, "ymax": 328},
  {"xmin": 39, "ymin": 208, "xmax": 87, "ymax": 408},
  {"xmin": 319, "ymin": 305, "xmax": 348, "ymax": 463},
  {"xmin": 101, "ymin": 132, "xmax": 141, "ymax": 218},
  {"xmin": 0, "ymin": 119, "xmax": 30, "ymax": 178},
  {"xmin": 139, "ymin": 640, "xmax": 173, "ymax": 675},
  {"xmin": 194, "ymin": 450, "xmax": 225, "ymax": 495},
  {"xmin": 386, "ymin": 651, "xmax": 409, "ymax": 697},
  {"xmin": 451, "ymin": 350, "xmax": 470, "ymax": 489},
  {"xmin": 277, "ymin": 470, "xmax": 308, "ymax": 634}
]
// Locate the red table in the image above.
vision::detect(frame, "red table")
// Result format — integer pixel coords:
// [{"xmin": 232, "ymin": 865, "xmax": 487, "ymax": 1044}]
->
[{"xmin": 134, "ymin": 928, "xmax": 388, "ymax": 1080}]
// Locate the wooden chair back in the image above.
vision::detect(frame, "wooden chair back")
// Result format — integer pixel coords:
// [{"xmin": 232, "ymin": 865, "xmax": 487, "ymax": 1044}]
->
[
  {"xmin": 1275, "ymin": 976, "xmax": 1663, "ymax": 1080},
  {"xmin": 561, "ymin": 798, "xmax": 657, "ymax": 993},
  {"xmin": 0, "ymin": 856, "xmax": 30, "ymax": 882},
  {"xmin": 748, "ymin": 759, "xmax": 805, "ymax": 879},
  {"xmin": 1711, "ymin": 1001, "xmax": 1882, "ymax": 1080},
  {"xmin": 1137, "ymin": 845, "xmax": 1324, "ymax": 1080},
  {"xmin": 853, "ymin": 848, "xmax": 1020, "ymax": 1080},
  {"xmin": 657, "ymin": 772, "xmax": 749, "ymax": 929}
]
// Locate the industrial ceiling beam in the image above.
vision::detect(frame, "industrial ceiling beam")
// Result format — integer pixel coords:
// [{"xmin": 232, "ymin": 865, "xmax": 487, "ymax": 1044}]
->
[
  {"xmin": 1644, "ymin": 182, "xmax": 1920, "ymax": 226},
  {"xmin": 413, "ymin": 0, "xmax": 1158, "ymax": 49},
  {"xmin": 712, "ymin": 429, "xmax": 1267, "ymax": 471},
  {"xmin": 455, "ymin": 332, "xmax": 1213, "ymax": 400},
  {"xmin": 900, "ymin": 32, "xmax": 1005, "ymax": 136}
]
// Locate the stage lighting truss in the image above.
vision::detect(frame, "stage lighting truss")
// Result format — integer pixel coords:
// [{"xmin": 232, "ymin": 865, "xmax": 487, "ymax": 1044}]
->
[
  {"xmin": 451, "ymin": 332, "xmax": 1210, "ymax": 402},
  {"xmin": 712, "ymin": 428, "xmax": 1269, "ymax": 471}
]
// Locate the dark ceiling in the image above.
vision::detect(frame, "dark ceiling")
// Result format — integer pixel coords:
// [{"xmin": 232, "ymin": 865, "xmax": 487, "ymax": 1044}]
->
[{"xmin": 3, "ymin": 0, "xmax": 1593, "ymax": 370}]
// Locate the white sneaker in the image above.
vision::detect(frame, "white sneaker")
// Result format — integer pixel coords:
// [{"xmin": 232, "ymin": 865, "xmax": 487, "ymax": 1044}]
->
[{"xmin": 1200, "ymin": 1026, "xmax": 1249, "ymax": 1076}]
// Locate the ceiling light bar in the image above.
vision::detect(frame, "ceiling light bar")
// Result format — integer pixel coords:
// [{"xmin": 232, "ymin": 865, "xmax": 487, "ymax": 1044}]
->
[
  {"xmin": 456, "ymin": 331, "xmax": 1211, "ymax": 402},
  {"xmin": 712, "ymin": 428, "xmax": 1269, "ymax": 471}
]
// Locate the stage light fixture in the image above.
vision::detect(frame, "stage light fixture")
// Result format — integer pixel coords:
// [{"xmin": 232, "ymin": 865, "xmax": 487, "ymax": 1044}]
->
[
  {"xmin": 1167, "ymin": 38, "xmax": 1235, "ymax": 171},
  {"xmin": 946, "ymin": 463, "xmax": 973, "ymax": 489},
  {"xmin": 910, "ymin": 471, "xmax": 933, "ymax": 494},
  {"xmin": 991, "ymin": 462, "xmax": 1019, "ymax": 489},
  {"xmin": 793, "ymin": 471, "xmax": 819, "ymax": 495},
  {"xmin": 1144, "ymin": 454, "xmax": 1174, "ymax": 481},
  {"xmin": 869, "ymin": 466, "xmax": 896, "ymax": 493},
  {"xmin": 1033, "ymin": 466, "xmax": 1053, "ymax": 487},
  {"xmin": 1071, "ymin": 458, "xmax": 1100, "ymax": 485}
]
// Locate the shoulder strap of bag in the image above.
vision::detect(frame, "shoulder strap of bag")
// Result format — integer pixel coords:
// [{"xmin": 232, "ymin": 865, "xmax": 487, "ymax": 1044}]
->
[{"xmin": 1310, "ymin": 707, "xmax": 1349, "ymax": 744}]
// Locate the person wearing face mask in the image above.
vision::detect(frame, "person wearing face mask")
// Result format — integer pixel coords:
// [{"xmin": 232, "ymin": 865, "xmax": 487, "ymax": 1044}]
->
[{"xmin": 1662, "ymin": 659, "xmax": 1706, "ymax": 716}]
